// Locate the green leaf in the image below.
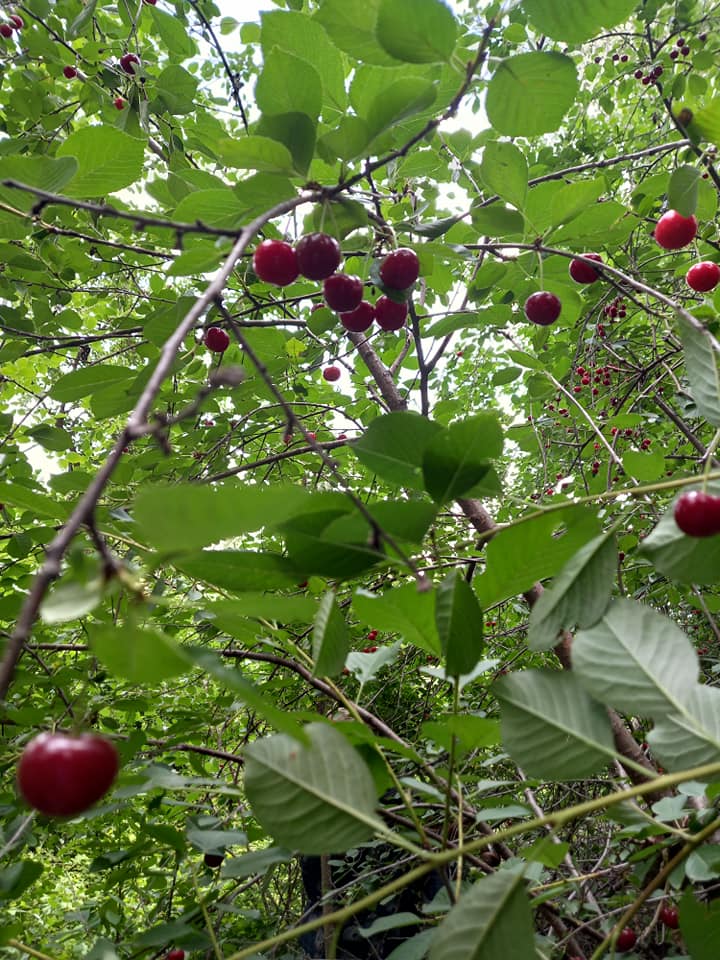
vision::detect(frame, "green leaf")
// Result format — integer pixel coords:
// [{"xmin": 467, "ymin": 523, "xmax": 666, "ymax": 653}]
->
[
  {"xmin": 486, "ymin": 53, "xmax": 579, "ymax": 137},
  {"xmin": 494, "ymin": 669, "xmax": 615, "ymax": 779},
  {"xmin": 312, "ymin": 591, "xmax": 350, "ymax": 677},
  {"xmin": 256, "ymin": 112, "xmax": 317, "ymax": 176},
  {"xmin": 133, "ymin": 482, "xmax": 313, "ymax": 554},
  {"xmin": 172, "ymin": 189, "xmax": 247, "ymax": 230},
  {"xmin": 677, "ymin": 316, "xmax": 720, "ymax": 426},
  {"xmin": 304, "ymin": 197, "xmax": 369, "ymax": 239},
  {"xmin": 172, "ymin": 551, "xmax": 303, "ymax": 592},
  {"xmin": 203, "ymin": 595, "xmax": 317, "ymax": 627},
  {"xmin": 26, "ymin": 425, "xmax": 74, "ymax": 452},
  {"xmin": 675, "ymin": 889, "xmax": 720, "ymax": 959},
  {"xmin": 260, "ymin": 10, "xmax": 347, "ymax": 113},
  {"xmin": 353, "ymin": 412, "xmax": 443, "ymax": 488},
  {"xmin": 152, "ymin": 64, "xmax": 198, "ymax": 115},
  {"xmin": 692, "ymin": 99, "xmax": 720, "ymax": 145},
  {"xmin": 480, "ymin": 141, "xmax": 528, "ymax": 211},
  {"xmin": 621, "ymin": 449, "xmax": 666, "ymax": 482},
  {"xmin": 256, "ymin": 49, "xmax": 322, "ymax": 121},
  {"xmin": 40, "ymin": 578, "xmax": 104, "ymax": 624},
  {"xmin": 422, "ymin": 414, "xmax": 504, "ymax": 503},
  {"xmin": 91, "ymin": 624, "xmax": 191, "ymax": 684},
  {"xmin": 221, "ymin": 846, "xmax": 292, "ymax": 879},
  {"xmin": 522, "ymin": 0, "xmax": 638, "ymax": 43},
  {"xmin": 0, "ymin": 156, "xmax": 78, "ymax": 211},
  {"xmin": 0, "ymin": 861, "xmax": 44, "ymax": 901},
  {"xmin": 365, "ymin": 79, "xmax": 437, "ymax": 140},
  {"xmin": 573, "ymin": 599, "xmax": 699, "ymax": 717},
  {"xmin": 57, "ymin": 127, "xmax": 145, "ymax": 198},
  {"xmin": 429, "ymin": 870, "xmax": 535, "ymax": 960},
  {"xmin": 648, "ymin": 685, "xmax": 720, "ymax": 772},
  {"xmin": 214, "ymin": 136, "xmax": 294, "ymax": 174},
  {"xmin": 527, "ymin": 533, "xmax": 616, "ymax": 651},
  {"xmin": 67, "ymin": 0, "xmax": 98, "ymax": 37},
  {"xmin": 668, "ymin": 164, "xmax": 700, "ymax": 217},
  {"xmin": 149, "ymin": 5, "xmax": 197, "ymax": 57},
  {"xmin": 314, "ymin": 0, "xmax": 400, "ymax": 65},
  {"xmin": 244, "ymin": 722, "xmax": 381, "ymax": 854},
  {"xmin": 640, "ymin": 492, "xmax": 720, "ymax": 585},
  {"xmin": 549, "ymin": 177, "xmax": 605, "ymax": 227},
  {"xmin": 376, "ymin": 0, "xmax": 457, "ymax": 64},
  {"xmin": 475, "ymin": 506, "xmax": 602, "ymax": 608},
  {"xmin": 49, "ymin": 365, "xmax": 135, "ymax": 403},
  {"xmin": 435, "ymin": 573, "xmax": 484, "ymax": 676},
  {"xmin": 353, "ymin": 585, "xmax": 440, "ymax": 655},
  {"xmin": 0, "ymin": 482, "xmax": 68, "ymax": 520}
]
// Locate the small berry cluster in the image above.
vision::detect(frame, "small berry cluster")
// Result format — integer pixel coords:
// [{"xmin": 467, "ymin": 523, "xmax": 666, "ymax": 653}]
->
[
  {"xmin": 251, "ymin": 234, "xmax": 419, "ymax": 335},
  {"xmin": 0, "ymin": 13, "xmax": 23, "ymax": 38},
  {"xmin": 636, "ymin": 63, "xmax": 663, "ymax": 85},
  {"xmin": 602, "ymin": 296, "xmax": 627, "ymax": 320}
]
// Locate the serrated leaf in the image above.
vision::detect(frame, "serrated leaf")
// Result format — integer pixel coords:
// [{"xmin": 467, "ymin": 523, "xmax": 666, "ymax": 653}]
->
[
  {"xmin": 244, "ymin": 723, "xmax": 381, "ymax": 854},
  {"xmin": 353, "ymin": 412, "xmax": 444, "ymax": 488},
  {"xmin": 214, "ymin": 136, "xmax": 294, "ymax": 174},
  {"xmin": 376, "ymin": 0, "xmax": 457, "ymax": 64},
  {"xmin": 573, "ymin": 599, "xmax": 698, "ymax": 716},
  {"xmin": 40, "ymin": 579, "xmax": 104, "ymax": 624},
  {"xmin": 486, "ymin": 53, "xmax": 579, "ymax": 137},
  {"xmin": 422, "ymin": 414, "xmax": 504, "ymax": 503},
  {"xmin": 91, "ymin": 625, "xmax": 191, "ymax": 684},
  {"xmin": 480, "ymin": 141, "xmax": 528, "ymax": 211},
  {"xmin": 522, "ymin": 0, "xmax": 638, "ymax": 44},
  {"xmin": 678, "ymin": 316, "xmax": 720, "ymax": 426},
  {"xmin": 528, "ymin": 533, "xmax": 616, "ymax": 651},
  {"xmin": 476, "ymin": 506, "xmax": 601, "ymax": 607},
  {"xmin": 353, "ymin": 585, "xmax": 440, "ymax": 655},
  {"xmin": 429, "ymin": 870, "xmax": 536, "ymax": 960},
  {"xmin": 648, "ymin": 685, "xmax": 720, "ymax": 772},
  {"xmin": 312, "ymin": 591, "xmax": 350, "ymax": 677},
  {"xmin": 668, "ymin": 164, "xmax": 700, "ymax": 217},
  {"xmin": 435, "ymin": 573, "xmax": 484, "ymax": 676},
  {"xmin": 494, "ymin": 670, "xmax": 615, "ymax": 780},
  {"xmin": 57, "ymin": 127, "xmax": 145, "ymax": 198},
  {"xmin": 133, "ymin": 482, "xmax": 313, "ymax": 554}
]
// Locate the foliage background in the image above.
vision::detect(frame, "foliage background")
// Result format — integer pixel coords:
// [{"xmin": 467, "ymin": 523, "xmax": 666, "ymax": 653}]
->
[{"xmin": 2, "ymin": 0, "xmax": 720, "ymax": 958}]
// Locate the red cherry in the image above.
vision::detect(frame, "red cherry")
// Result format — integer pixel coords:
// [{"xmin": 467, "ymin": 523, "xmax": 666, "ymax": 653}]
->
[
  {"xmin": 63, "ymin": 65, "xmax": 78, "ymax": 79},
  {"xmin": 9, "ymin": 14, "xmax": 23, "ymax": 28},
  {"xmin": 686, "ymin": 261, "xmax": 720, "ymax": 292},
  {"xmin": 674, "ymin": 490, "xmax": 720, "ymax": 537},
  {"xmin": 17, "ymin": 731, "xmax": 119, "ymax": 817},
  {"xmin": 379, "ymin": 248, "xmax": 420, "ymax": 290},
  {"xmin": 340, "ymin": 301, "xmax": 374, "ymax": 333},
  {"xmin": 569, "ymin": 253, "xmax": 603, "ymax": 284},
  {"xmin": 375, "ymin": 296, "xmax": 408, "ymax": 331},
  {"xmin": 0, "ymin": 23, "xmax": 14, "ymax": 37},
  {"xmin": 337, "ymin": 433, "xmax": 347, "ymax": 440},
  {"xmin": 616, "ymin": 928, "xmax": 637, "ymax": 953},
  {"xmin": 253, "ymin": 239, "xmax": 299, "ymax": 287},
  {"xmin": 143, "ymin": 0, "xmax": 158, "ymax": 4},
  {"xmin": 120, "ymin": 52, "xmax": 140, "ymax": 75},
  {"xmin": 295, "ymin": 233, "xmax": 341, "ymax": 281},
  {"xmin": 165, "ymin": 951, "xmax": 185, "ymax": 960},
  {"xmin": 113, "ymin": 97, "xmax": 125, "ymax": 110},
  {"xmin": 306, "ymin": 432, "xmax": 316, "ymax": 441},
  {"xmin": 524, "ymin": 292, "xmax": 562, "ymax": 326},
  {"xmin": 204, "ymin": 327, "xmax": 230, "ymax": 353},
  {"xmin": 323, "ymin": 365, "xmax": 341, "ymax": 382},
  {"xmin": 654, "ymin": 210, "xmax": 698, "ymax": 249},
  {"xmin": 323, "ymin": 274, "xmax": 363, "ymax": 312},
  {"xmin": 283, "ymin": 432, "xmax": 293, "ymax": 444},
  {"xmin": 203, "ymin": 853, "xmax": 223, "ymax": 868},
  {"xmin": 659, "ymin": 905, "xmax": 679, "ymax": 928}
]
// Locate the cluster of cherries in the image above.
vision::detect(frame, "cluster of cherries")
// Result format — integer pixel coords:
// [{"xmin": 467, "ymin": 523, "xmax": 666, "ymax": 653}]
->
[
  {"xmin": 251, "ymin": 233, "xmax": 420, "ymax": 335},
  {"xmin": 63, "ymin": 50, "xmax": 145, "ymax": 110},
  {"xmin": 0, "ymin": 12, "xmax": 23, "ymax": 37},
  {"xmin": 525, "ymin": 208, "xmax": 719, "ymax": 328}
]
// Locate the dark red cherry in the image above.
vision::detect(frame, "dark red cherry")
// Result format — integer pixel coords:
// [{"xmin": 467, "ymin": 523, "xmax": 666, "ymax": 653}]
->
[
  {"xmin": 674, "ymin": 490, "xmax": 720, "ymax": 537},
  {"xmin": 524, "ymin": 292, "xmax": 562, "ymax": 326},
  {"xmin": 204, "ymin": 327, "xmax": 230, "ymax": 353},
  {"xmin": 375, "ymin": 296, "xmax": 408, "ymax": 331},
  {"xmin": 253, "ymin": 239, "xmax": 299, "ymax": 287},
  {"xmin": 295, "ymin": 233, "xmax": 341, "ymax": 281},
  {"xmin": 340, "ymin": 301, "xmax": 374, "ymax": 333},
  {"xmin": 323, "ymin": 274, "xmax": 363, "ymax": 312},
  {"xmin": 654, "ymin": 210, "xmax": 697, "ymax": 249},
  {"xmin": 569, "ymin": 253, "xmax": 603, "ymax": 284},
  {"xmin": 686, "ymin": 261, "xmax": 720, "ymax": 292},
  {"xmin": 379, "ymin": 248, "xmax": 420, "ymax": 290}
]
